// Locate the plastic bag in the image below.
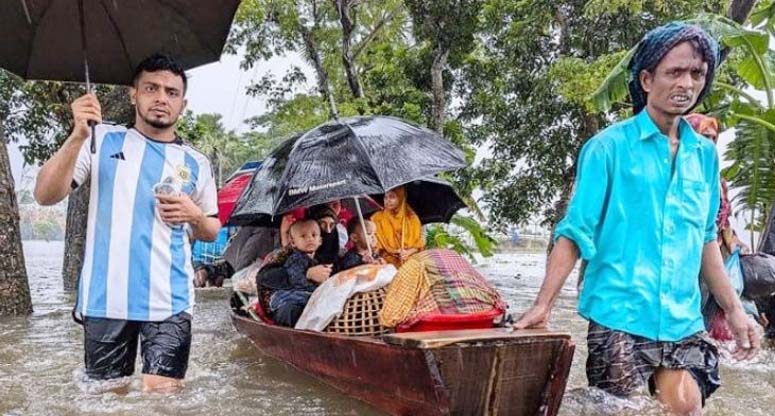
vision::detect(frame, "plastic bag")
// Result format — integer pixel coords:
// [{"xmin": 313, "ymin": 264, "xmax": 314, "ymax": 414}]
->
[
  {"xmin": 725, "ymin": 249, "xmax": 744, "ymax": 296},
  {"xmin": 295, "ymin": 264, "xmax": 396, "ymax": 331},
  {"xmin": 741, "ymin": 253, "xmax": 775, "ymax": 300},
  {"xmin": 758, "ymin": 203, "xmax": 775, "ymax": 255},
  {"xmin": 708, "ymin": 309, "xmax": 733, "ymax": 341}
]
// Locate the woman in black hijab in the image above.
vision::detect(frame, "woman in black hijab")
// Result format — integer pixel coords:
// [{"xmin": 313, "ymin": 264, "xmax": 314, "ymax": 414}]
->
[{"xmin": 307, "ymin": 204, "xmax": 341, "ymax": 265}]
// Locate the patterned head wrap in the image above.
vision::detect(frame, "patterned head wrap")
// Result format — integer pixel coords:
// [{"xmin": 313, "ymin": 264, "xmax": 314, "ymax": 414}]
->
[
  {"xmin": 685, "ymin": 113, "xmax": 720, "ymax": 141},
  {"xmin": 628, "ymin": 22, "xmax": 720, "ymax": 114}
]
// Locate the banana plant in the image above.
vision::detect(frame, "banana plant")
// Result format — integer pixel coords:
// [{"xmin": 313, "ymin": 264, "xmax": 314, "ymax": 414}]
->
[
  {"xmin": 588, "ymin": 4, "xmax": 775, "ymax": 249},
  {"xmin": 425, "ymin": 214, "xmax": 497, "ymax": 263}
]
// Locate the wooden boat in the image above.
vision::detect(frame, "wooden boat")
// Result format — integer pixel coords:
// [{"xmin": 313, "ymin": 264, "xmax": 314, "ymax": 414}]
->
[{"xmin": 231, "ymin": 311, "xmax": 575, "ymax": 415}]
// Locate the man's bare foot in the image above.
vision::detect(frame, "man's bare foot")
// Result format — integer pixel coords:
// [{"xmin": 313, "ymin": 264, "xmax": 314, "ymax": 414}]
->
[{"xmin": 142, "ymin": 374, "xmax": 183, "ymax": 393}]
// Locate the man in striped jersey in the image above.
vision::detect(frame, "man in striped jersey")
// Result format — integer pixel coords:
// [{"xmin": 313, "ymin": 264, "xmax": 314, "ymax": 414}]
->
[{"xmin": 34, "ymin": 54, "xmax": 221, "ymax": 393}]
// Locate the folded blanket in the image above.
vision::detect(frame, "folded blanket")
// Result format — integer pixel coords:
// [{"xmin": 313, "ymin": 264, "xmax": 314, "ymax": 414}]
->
[{"xmin": 379, "ymin": 248, "xmax": 505, "ymax": 328}]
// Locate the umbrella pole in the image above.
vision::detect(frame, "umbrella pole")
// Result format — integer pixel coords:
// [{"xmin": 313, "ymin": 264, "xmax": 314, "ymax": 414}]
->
[
  {"xmin": 78, "ymin": 0, "xmax": 96, "ymax": 154},
  {"xmin": 352, "ymin": 196, "xmax": 373, "ymax": 258}
]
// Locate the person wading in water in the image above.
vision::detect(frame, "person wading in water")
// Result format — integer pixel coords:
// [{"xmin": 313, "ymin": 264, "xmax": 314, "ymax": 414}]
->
[{"xmin": 515, "ymin": 22, "xmax": 761, "ymax": 415}]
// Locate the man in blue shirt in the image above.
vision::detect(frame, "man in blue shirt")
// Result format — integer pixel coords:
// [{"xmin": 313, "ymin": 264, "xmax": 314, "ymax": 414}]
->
[{"xmin": 515, "ymin": 22, "xmax": 761, "ymax": 414}]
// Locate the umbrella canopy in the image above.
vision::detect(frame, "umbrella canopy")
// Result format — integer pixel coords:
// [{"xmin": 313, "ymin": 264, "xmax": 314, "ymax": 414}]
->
[
  {"xmin": 218, "ymin": 160, "xmax": 262, "ymax": 225},
  {"xmin": 369, "ymin": 177, "xmax": 465, "ymax": 225},
  {"xmin": 219, "ymin": 160, "xmax": 381, "ymax": 227},
  {"xmin": 218, "ymin": 171, "xmax": 255, "ymax": 226},
  {"xmin": 229, "ymin": 116, "xmax": 467, "ymax": 226},
  {"xmin": 0, "ymin": 0, "xmax": 241, "ymax": 85}
]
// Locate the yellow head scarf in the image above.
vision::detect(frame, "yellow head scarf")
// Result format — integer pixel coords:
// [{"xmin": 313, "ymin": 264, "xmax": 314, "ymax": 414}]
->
[{"xmin": 371, "ymin": 186, "xmax": 424, "ymax": 266}]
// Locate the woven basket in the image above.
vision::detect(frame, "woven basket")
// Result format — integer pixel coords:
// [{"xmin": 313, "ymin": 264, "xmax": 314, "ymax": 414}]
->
[{"xmin": 324, "ymin": 288, "xmax": 389, "ymax": 336}]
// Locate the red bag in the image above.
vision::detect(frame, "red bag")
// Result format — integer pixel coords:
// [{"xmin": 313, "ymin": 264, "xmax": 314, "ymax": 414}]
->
[{"xmin": 708, "ymin": 309, "xmax": 733, "ymax": 341}]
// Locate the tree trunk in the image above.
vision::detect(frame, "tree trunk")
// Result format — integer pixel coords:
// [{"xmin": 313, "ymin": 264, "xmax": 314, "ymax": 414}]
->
[
  {"xmin": 301, "ymin": 25, "xmax": 339, "ymax": 119},
  {"xmin": 546, "ymin": 113, "xmax": 601, "ymax": 254},
  {"xmin": 0, "ymin": 124, "xmax": 33, "ymax": 315},
  {"xmin": 62, "ymin": 179, "xmax": 89, "ymax": 290},
  {"xmin": 430, "ymin": 45, "xmax": 450, "ymax": 133},
  {"xmin": 336, "ymin": 0, "xmax": 364, "ymax": 99},
  {"xmin": 727, "ymin": 0, "xmax": 757, "ymax": 24}
]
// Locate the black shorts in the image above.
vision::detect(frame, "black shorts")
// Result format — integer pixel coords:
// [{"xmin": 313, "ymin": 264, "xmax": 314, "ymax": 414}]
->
[
  {"xmin": 586, "ymin": 321, "xmax": 720, "ymax": 404},
  {"xmin": 83, "ymin": 311, "xmax": 192, "ymax": 380}
]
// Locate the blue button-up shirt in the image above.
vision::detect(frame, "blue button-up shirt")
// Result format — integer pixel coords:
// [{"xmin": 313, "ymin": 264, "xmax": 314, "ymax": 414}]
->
[{"xmin": 555, "ymin": 109, "xmax": 720, "ymax": 341}]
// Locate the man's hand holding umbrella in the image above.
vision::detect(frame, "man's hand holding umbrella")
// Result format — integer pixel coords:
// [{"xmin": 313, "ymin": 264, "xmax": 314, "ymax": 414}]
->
[
  {"xmin": 71, "ymin": 93, "xmax": 103, "ymax": 143},
  {"xmin": 33, "ymin": 93, "xmax": 102, "ymax": 205}
]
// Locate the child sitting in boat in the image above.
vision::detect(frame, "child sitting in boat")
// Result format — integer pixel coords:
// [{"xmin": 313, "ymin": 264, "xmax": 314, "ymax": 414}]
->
[
  {"xmin": 337, "ymin": 217, "xmax": 383, "ymax": 272},
  {"xmin": 269, "ymin": 219, "xmax": 333, "ymax": 327}
]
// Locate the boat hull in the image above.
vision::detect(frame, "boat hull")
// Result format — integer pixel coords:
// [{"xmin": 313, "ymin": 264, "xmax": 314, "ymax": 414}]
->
[{"xmin": 232, "ymin": 314, "xmax": 575, "ymax": 415}]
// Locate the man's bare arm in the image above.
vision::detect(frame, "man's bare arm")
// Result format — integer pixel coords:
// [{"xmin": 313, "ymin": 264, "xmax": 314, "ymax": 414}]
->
[
  {"xmin": 513, "ymin": 237, "xmax": 580, "ymax": 329},
  {"xmin": 190, "ymin": 216, "xmax": 221, "ymax": 242},
  {"xmin": 34, "ymin": 94, "xmax": 101, "ymax": 205}
]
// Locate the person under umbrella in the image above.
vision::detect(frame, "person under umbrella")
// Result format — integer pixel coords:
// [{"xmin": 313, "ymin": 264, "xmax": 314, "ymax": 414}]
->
[
  {"xmin": 371, "ymin": 186, "xmax": 425, "ymax": 267},
  {"xmin": 307, "ymin": 204, "xmax": 342, "ymax": 265},
  {"xmin": 34, "ymin": 54, "xmax": 221, "ymax": 393}
]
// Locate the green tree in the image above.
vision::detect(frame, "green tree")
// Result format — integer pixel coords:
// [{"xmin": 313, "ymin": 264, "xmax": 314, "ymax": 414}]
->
[
  {"xmin": 17, "ymin": 190, "xmax": 34, "ymax": 205},
  {"xmin": 178, "ymin": 111, "xmax": 285, "ymax": 184},
  {"xmin": 33, "ymin": 219, "xmax": 62, "ymax": 241},
  {"xmin": 405, "ymin": 0, "xmax": 483, "ymax": 133},
  {"xmin": 461, "ymin": 0, "xmax": 749, "ymax": 238},
  {"xmin": 230, "ymin": 0, "xmax": 343, "ymax": 118},
  {"xmin": 0, "ymin": 71, "xmax": 34, "ymax": 315},
  {"xmin": 426, "ymin": 214, "xmax": 497, "ymax": 262}
]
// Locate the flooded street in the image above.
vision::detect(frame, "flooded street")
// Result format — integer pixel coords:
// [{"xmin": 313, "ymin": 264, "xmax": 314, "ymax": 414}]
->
[{"xmin": 2, "ymin": 241, "xmax": 774, "ymax": 415}]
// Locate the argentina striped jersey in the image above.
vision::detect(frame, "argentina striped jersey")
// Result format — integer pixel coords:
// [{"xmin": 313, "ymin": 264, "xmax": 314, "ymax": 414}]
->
[{"xmin": 73, "ymin": 124, "xmax": 218, "ymax": 321}]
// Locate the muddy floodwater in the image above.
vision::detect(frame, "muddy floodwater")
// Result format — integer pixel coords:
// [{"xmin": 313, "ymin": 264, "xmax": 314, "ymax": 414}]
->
[{"xmin": 1, "ymin": 241, "xmax": 774, "ymax": 415}]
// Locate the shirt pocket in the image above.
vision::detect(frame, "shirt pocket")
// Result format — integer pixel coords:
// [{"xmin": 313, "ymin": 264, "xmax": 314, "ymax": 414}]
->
[{"xmin": 680, "ymin": 179, "xmax": 710, "ymax": 228}]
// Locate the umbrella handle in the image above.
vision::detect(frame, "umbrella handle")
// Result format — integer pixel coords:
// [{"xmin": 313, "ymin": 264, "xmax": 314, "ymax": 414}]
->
[
  {"xmin": 89, "ymin": 123, "xmax": 96, "ymax": 153},
  {"xmin": 79, "ymin": 0, "xmax": 97, "ymax": 154},
  {"xmin": 353, "ymin": 196, "xmax": 373, "ymax": 258}
]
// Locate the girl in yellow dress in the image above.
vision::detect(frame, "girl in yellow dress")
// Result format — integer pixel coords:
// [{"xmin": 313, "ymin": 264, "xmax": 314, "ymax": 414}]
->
[{"xmin": 371, "ymin": 186, "xmax": 425, "ymax": 267}]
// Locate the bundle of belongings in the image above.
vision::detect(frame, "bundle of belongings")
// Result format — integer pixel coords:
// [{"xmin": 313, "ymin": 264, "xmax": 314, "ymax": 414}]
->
[
  {"xmin": 295, "ymin": 264, "xmax": 397, "ymax": 331},
  {"xmin": 704, "ymin": 202, "xmax": 775, "ymax": 341},
  {"xmin": 743, "ymin": 204, "xmax": 775, "ymax": 339},
  {"xmin": 251, "ymin": 246, "xmax": 505, "ymax": 334},
  {"xmin": 379, "ymin": 248, "xmax": 506, "ymax": 330}
]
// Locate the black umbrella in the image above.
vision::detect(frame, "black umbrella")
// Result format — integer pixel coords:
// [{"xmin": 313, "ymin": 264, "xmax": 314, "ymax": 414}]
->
[
  {"xmin": 0, "ymin": 0, "xmax": 241, "ymax": 151},
  {"xmin": 369, "ymin": 177, "xmax": 465, "ymax": 225},
  {"xmin": 229, "ymin": 116, "xmax": 467, "ymax": 226}
]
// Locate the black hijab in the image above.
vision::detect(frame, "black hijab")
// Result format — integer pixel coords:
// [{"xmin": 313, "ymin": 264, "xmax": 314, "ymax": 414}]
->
[{"xmin": 308, "ymin": 204, "xmax": 340, "ymax": 265}]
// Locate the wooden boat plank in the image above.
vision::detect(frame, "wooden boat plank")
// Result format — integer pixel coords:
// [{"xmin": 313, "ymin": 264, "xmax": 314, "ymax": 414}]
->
[
  {"xmin": 382, "ymin": 327, "xmax": 571, "ymax": 349},
  {"xmin": 232, "ymin": 314, "xmax": 449, "ymax": 415},
  {"xmin": 431, "ymin": 337, "xmax": 573, "ymax": 415},
  {"xmin": 232, "ymin": 314, "xmax": 575, "ymax": 416},
  {"xmin": 541, "ymin": 339, "xmax": 576, "ymax": 416}
]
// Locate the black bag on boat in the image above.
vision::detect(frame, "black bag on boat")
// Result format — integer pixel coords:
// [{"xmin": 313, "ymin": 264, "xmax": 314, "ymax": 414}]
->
[
  {"xmin": 741, "ymin": 253, "xmax": 775, "ymax": 299},
  {"xmin": 758, "ymin": 202, "xmax": 775, "ymax": 255}
]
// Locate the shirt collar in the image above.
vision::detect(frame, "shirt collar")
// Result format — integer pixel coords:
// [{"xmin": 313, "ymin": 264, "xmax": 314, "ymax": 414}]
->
[{"xmin": 634, "ymin": 109, "xmax": 699, "ymax": 146}]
